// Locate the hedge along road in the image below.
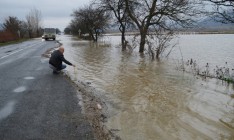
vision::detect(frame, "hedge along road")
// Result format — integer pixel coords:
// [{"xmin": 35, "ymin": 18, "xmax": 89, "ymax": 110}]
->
[{"xmin": 0, "ymin": 39, "xmax": 94, "ymax": 140}]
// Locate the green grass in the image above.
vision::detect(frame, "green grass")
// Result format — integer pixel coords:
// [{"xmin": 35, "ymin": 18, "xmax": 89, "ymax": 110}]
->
[
  {"xmin": 223, "ymin": 78, "xmax": 234, "ymax": 84},
  {"xmin": 0, "ymin": 38, "xmax": 30, "ymax": 47}
]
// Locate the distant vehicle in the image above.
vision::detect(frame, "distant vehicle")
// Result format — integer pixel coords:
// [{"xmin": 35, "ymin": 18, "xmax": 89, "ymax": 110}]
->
[{"xmin": 42, "ymin": 28, "xmax": 56, "ymax": 40}]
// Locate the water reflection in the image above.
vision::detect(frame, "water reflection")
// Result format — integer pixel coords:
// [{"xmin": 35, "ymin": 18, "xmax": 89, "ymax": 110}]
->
[{"xmin": 60, "ymin": 35, "xmax": 234, "ymax": 140}]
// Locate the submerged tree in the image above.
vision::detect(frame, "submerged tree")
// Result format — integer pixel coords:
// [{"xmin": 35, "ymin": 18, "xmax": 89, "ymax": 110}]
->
[
  {"xmin": 69, "ymin": 18, "xmax": 89, "ymax": 36},
  {"xmin": 205, "ymin": 0, "xmax": 234, "ymax": 23},
  {"xmin": 64, "ymin": 27, "xmax": 71, "ymax": 34},
  {"xmin": 71, "ymin": 5, "xmax": 110, "ymax": 42},
  {"xmin": 95, "ymin": 0, "xmax": 135, "ymax": 50},
  {"xmin": 146, "ymin": 28, "xmax": 176, "ymax": 60},
  {"xmin": 124, "ymin": 0, "xmax": 202, "ymax": 53}
]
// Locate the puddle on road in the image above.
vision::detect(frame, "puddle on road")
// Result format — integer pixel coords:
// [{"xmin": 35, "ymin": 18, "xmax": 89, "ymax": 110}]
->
[
  {"xmin": 13, "ymin": 86, "xmax": 26, "ymax": 93},
  {"xmin": 24, "ymin": 77, "xmax": 35, "ymax": 80},
  {"xmin": 0, "ymin": 101, "xmax": 16, "ymax": 121}
]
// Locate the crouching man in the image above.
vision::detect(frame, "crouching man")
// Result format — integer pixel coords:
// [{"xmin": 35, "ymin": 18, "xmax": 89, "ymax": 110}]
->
[{"xmin": 49, "ymin": 46, "xmax": 75, "ymax": 74}]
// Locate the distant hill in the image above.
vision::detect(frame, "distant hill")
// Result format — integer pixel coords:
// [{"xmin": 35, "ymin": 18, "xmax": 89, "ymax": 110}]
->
[
  {"xmin": 197, "ymin": 18, "xmax": 234, "ymax": 31},
  {"xmin": 106, "ymin": 16, "xmax": 234, "ymax": 33},
  {"xmin": 189, "ymin": 14, "xmax": 234, "ymax": 32}
]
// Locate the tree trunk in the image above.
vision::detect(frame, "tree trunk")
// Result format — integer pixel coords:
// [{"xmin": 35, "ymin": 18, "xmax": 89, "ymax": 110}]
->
[
  {"xmin": 149, "ymin": 45, "xmax": 155, "ymax": 60},
  {"xmin": 37, "ymin": 29, "xmax": 40, "ymax": 37},
  {"xmin": 89, "ymin": 30, "xmax": 95, "ymax": 42},
  {"xmin": 156, "ymin": 49, "xmax": 160, "ymax": 60},
  {"xmin": 139, "ymin": 31, "xmax": 147, "ymax": 53},
  {"xmin": 28, "ymin": 30, "xmax": 32, "ymax": 38},
  {"xmin": 95, "ymin": 32, "xmax": 98, "ymax": 42},
  {"xmin": 121, "ymin": 27, "xmax": 126, "ymax": 51}
]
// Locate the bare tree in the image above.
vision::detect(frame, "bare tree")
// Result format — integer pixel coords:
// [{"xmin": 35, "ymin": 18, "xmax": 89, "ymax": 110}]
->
[
  {"xmin": 71, "ymin": 5, "xmax": 110, "ymax": 42},
  {"xmin": 26, "ymin": 8, "xmax": 42, "ymax": 38},
  {"xmin": 146, "ymin": 29, "xmax": 177, "ymax": 60},
  {"xmin": 205, "ymin": 0, "xmax": 234, "ymax": 23},
  {"xmin": 33, "ymin": 8, "xmax": 42, "ymax": 36},
  {"xmin": 64, "ymin": 27, "xmax": 71, "ymax": 34},
  {"xmin": 95, "ymin": 0, "xmax": 135, "ymax": 50},
  {"xmin": 26, "ymin": 14, "xmax": 33, "ymax": 38},
  {"xmin": 19, "ymin": 21, "xmax": 28, "ymax": 38},
  {"xmin": 125, "ymin": 0, "xmax": 202, "ymax": 53},
  {"xmin": 69, "ymin": 19, "xmax": 89, "ymax": 36},
  {"xmin": 1, "ymin": 16, "xmax": 30, "ymax": 42},
  {"xmin": 3, "ymin": 16, "xmax": 22, "ymax": 37}
]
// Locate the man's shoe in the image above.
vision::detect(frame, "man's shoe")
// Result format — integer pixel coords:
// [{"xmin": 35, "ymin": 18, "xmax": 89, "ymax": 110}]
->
[{"xmin": 53, "ymin": 70, "xmax": 60, "ymax": 74}]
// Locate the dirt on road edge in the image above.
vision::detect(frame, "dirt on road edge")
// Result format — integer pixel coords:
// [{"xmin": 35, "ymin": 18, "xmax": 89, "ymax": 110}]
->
[{"xmin": 68, "ymin": 78, "xmax": 121, "ymax": 140}]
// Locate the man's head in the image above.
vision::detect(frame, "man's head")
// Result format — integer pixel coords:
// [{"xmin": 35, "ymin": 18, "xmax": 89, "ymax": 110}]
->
[{"xmin": 58, "ymin": 47, "xmax": 64, "ymax": 54}]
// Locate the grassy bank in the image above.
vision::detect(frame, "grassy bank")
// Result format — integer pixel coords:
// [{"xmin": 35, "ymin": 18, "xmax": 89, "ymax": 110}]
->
[{"xmin": 0, "ymin": 38, "xmax": 30, "ymax": 47}]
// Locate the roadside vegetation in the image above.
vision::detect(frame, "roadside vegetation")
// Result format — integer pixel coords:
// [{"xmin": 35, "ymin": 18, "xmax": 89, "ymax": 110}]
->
[
  {"xmin": 0, "ymin": 8, "xmax": 43, "ymax": 45},
  {"xmin": 175, "ymin": 59, "xmax": 234, "ymax": 84},
  {"xmin": 0, "ymin": 38, "xmax": 30, "ymax": 47}
]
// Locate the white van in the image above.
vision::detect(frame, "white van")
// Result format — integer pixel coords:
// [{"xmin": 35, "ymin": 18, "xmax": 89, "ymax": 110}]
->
[{"xmin": 42, "ymin": 28, "xmax": 56, "ymax": 40}]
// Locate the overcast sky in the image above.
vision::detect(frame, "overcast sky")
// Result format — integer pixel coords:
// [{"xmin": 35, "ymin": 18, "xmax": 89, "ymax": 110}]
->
[{"xmin": 0, "ymin": 0, "xmax": 91, "ymax": 31}]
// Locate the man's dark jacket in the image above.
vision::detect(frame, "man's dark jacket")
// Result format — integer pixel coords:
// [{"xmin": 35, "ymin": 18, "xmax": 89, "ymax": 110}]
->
[{"xmin": 49, "ymin": 50, "xmax": 72, "ymax": 68}]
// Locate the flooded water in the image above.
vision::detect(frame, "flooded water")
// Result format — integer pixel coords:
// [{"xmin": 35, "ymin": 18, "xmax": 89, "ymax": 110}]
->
[{"xmin": 59, "ymin": 34, "xmax": 234, "ymax": 140}]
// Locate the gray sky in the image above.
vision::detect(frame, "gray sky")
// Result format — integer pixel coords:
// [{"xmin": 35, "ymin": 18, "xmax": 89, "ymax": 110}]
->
[{"xmin": 0, "ymin": 0, "xmax": 91, "ymax": 31}]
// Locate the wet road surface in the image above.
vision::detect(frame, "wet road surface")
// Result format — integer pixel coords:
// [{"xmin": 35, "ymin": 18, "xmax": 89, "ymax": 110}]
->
[{"xmin": 0, "ymin": 39, "xmax": 94, "ymax": 140}]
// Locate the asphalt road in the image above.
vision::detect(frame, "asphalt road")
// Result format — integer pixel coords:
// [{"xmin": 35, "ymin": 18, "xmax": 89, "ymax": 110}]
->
[{"xmin": 0, "ymin": 39, "xmax": 94, "ymax": 140}]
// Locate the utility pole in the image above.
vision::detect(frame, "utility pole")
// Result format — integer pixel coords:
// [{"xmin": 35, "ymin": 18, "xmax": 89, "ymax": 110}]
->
[
  {"xmin": 17, "ymin": 30, "xmax": 20, "ymax": 38},
  {"xmin": 78, "ymin": 29, "xmax": 81, "ymax": 37}
]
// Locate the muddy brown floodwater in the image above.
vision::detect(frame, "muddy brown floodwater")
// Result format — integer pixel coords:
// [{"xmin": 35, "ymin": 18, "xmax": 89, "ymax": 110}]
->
[{"xmin": 59, "ymin": 34, "xmax": 234, "ymax": 140}]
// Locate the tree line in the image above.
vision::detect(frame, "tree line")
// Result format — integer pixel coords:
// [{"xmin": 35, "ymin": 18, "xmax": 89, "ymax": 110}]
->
[
  {"xmin": 66, "ymin": 0, "xmax": 234, "ymax": 60},
  {"xmin": 0, "ymin": 8, "xmax": 43, "ymax": 43}
]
